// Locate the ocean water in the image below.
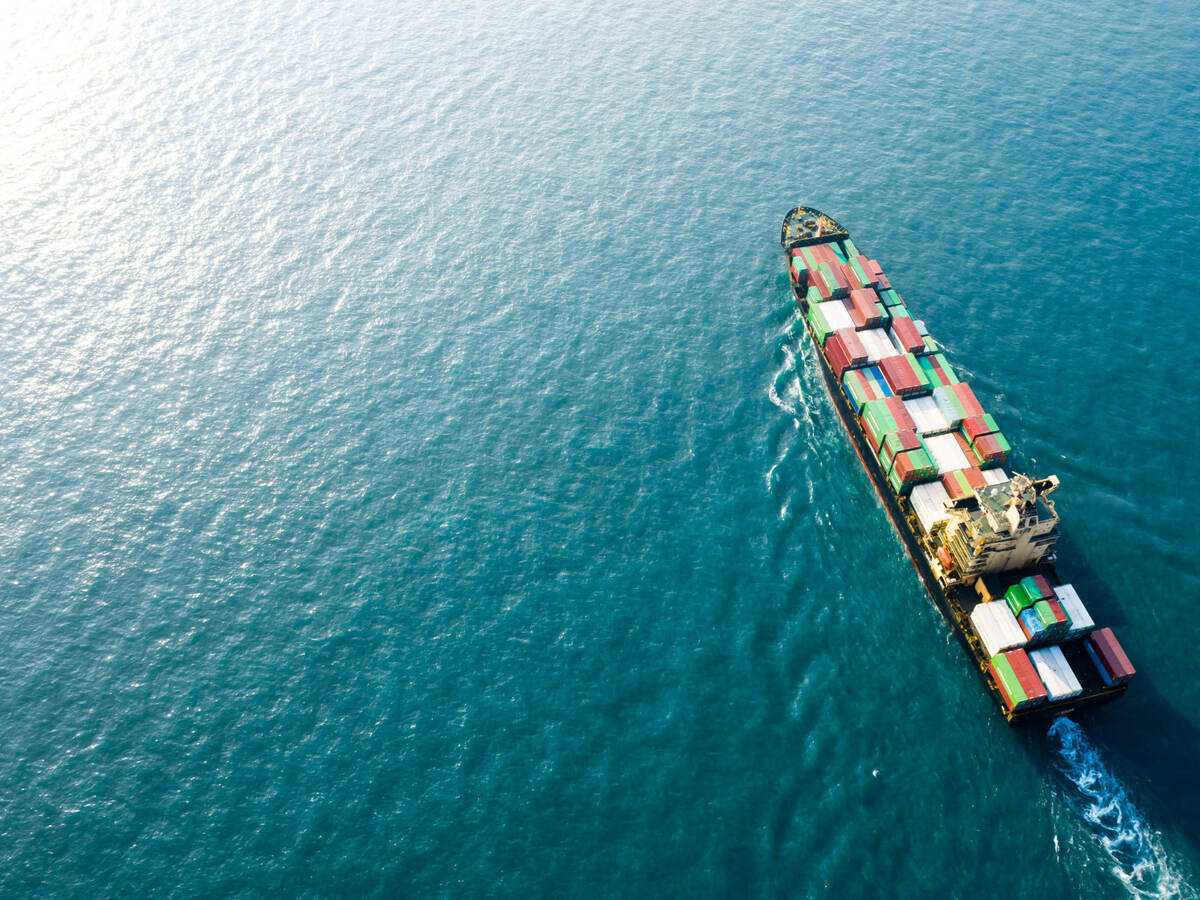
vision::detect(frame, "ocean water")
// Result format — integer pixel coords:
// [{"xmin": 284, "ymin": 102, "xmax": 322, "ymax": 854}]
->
[{"xmin": 0, "ymin": 0, "xmax": 1198, "ymax": 896}]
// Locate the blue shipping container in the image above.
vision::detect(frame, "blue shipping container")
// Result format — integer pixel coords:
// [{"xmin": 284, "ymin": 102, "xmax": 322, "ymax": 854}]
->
[{"xmin": 1019, "ymin": 607, "xmax": 1046, "ymax": 642}]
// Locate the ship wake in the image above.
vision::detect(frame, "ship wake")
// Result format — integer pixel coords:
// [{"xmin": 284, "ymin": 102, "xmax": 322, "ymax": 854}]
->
[{"xmin": 1050, "ymin": 718, "xmax": 1196, "ymax": 900}]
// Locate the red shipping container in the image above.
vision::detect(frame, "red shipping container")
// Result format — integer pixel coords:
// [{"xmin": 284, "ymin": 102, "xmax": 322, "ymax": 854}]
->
[
  {"xmin": 890, "ymin": 317, "xmax": 925, "ymax": 355},
  {"xmin": 973, "ymin": 433, "xmax": 1007, "ymax": 462},
  {"xmin": 880, "ymin": 428, "xmax": 921, "ymax": 468},
  {"xmin": 942, "ymin": 471, "xmax": 972, "ymax": 501},
  {"xmin": 809, "ymin": 274, "xmax": 831, "ymax": 301},
  {"xmin": 952, "ymin": 383, "xmax": 985, "ymax": 418},
  {"xmin": 879, "ymin": 355, "xmax": 922, "ymax": 395},
  {"xmin": 791, "ymin": 248, "xmax": 805, "ymax": 258},
  {"xmin": 952, "ymin": 431, "xmax": 975, "ymax": 460},
  {"xmin": 825, "ymin": 332, "xmax": 852, "ymax": 377},
  {"xmin": 892, "ymin": 451, "xmax": 923, "ymax": 483},
  {"xmin": 1032, "ymin": 574, "xmax": 1054, "ymax": 599},
  {"xmin": 963, "ymin": 467, "xmax": 988, "ymax": 492},
  {"xmin": 849, "ymin": 288, "xmax": 882, "ymax": 326},
  {"xmin": 962, "ymin": 415, "xmax": 996, "ymax": 443},
  {"xmin": 883, "ymin": 395, "xmax": 916, "ymax": 431},
  {"xmin": 854, "ymin": 254, "xmax": 879, "ymax": 286},
  {"xmin": 1089, "ymin": 628, "xmax": 1135, "ymax": 682},
  {"xmin": 835, "ymin": 327, "xmax": 868, "ymax": 365},
  {"xmin": 848, "ymin": 305, "xmax": 867, "ymax": 329},
  {"xmin": 1004, "ymin": 649, "xmax": 1048, "ymax": 703},
  {"xmin": 1045, "ymin": 597, "xmax": 1069, "ymax": 627}
]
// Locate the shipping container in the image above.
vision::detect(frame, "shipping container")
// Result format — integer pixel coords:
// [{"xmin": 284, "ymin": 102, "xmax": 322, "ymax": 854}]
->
[
  {"xmin": 890, "ymin": 317, "xmax": 926, "ymax": 355},
  {"xmin": 836, "ymin": 327, "xmax": 868, "ymax": 365},
  {"xmin": 910, "ymin": 480, "xmax": 953, "ymax": 534},
  {"xmin": 1086, "ymin": 628, "xmax": 1135, "ymax": 685},
  {"xmin": 962, "ymin": 414, "xmax": 999, "ymax": 442},
  {"xmin": 1005, "ymin": 582, "xmax": 1035, "ymax": 616},
  {"xmin": 849, "ymin": 287, "xmax": 883, "ymax": 327},
  {"xmin": 1005, "ymin": 649, "xmax": 1048, "ymax": 704},
  {"xmin": 858, "ymin": 328, "xmax": 902, "ymax": 363},
  {"xmin": 1053, "ymin": 585, "xmax": 1094, "ymax": 636},
  {"xmin": 971, "ymin": 602, "xmax": 1026, "ymax": 658},
  {"xmin": 922, "ymin": 433, "xmax": 973, "ymax": 475},
  {"xmin": 902, "ymin": 395, "xmax": 952, "ymax": 435},
  {"xmin": 1028, "ymin": 646, "xmax": 1083, "ymax": 700}
]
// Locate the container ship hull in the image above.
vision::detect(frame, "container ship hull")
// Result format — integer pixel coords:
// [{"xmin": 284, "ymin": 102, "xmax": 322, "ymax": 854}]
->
[{"xmin": 780, "ymin": 207, "xmax": 1132, "ymax": 723}]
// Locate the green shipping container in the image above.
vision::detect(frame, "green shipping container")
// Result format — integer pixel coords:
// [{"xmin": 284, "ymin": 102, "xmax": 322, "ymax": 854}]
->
[
  {"xmin": 875, "ymin": 302, "xmax": 891, "ymax": 325},
  {"xmin": 845, "ymin": 255, "xmax": 871, "ymax": 285},
  {"xmin": 816, "ymin": 262, "xmax": 840, "ymax": 296},
  {"xmin": 992, "ymin": 431, "xmax": 1012, "ymax": 455},
  {"xmin": 1020, "ymin": 576, "xmax": 1045, "ymax": 601},
  {"xmin": 842, "ymin": 238, "xmax": 861, "ymax": 260},
  {"xmin": 917, "ymin": 356, "xmax": 946, "ymax": 389},
  {"xmin": 861, "ymin": 400, "xmax": 899, "ymax": 446},
  {"xmin": 905, "ymin": 447, "xmax": 936, "ymax": 478},
  {"xmin": 880, "ymin": 289, "xmax": 904, "ymax": 308},
  {"xmin": 990, "ymin": 654, "xmax": 1028, "ymax": 707},
  {"xmin": 1034, "ymin": 600, "xmax": 1057, "ymax": 630},
  {"xmin": 1005, "ymin": 583, "xmax": 1034, "ymax": 617},
  {"xmin": 887, "ymin": 465, "xmax": 912, "ymax": 496},
  {"xmin": 805, "ymin": 286, "xmax": 823, "ymax": 306},
  {"xmin": 843, "ymin": 373, "xmax": 875, "ymax": 411},
  {"xmin": 807, "ymin": 304, "xmax": 834, "ymax": 345},
  {"xmin": 891, "ymin": 306, "xmax": 911, "ymax": 320}
]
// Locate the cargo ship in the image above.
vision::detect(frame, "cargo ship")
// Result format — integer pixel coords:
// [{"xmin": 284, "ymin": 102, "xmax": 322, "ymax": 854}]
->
[{"xmin": 780, "ymin": 206, "xmax": 1135, "ymax": 723}]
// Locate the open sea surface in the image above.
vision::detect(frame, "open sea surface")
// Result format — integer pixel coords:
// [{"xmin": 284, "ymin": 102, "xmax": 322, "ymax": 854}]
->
[{"xmin": 1, "ymin": 1, "xmax": 1198, "ymax": 896}]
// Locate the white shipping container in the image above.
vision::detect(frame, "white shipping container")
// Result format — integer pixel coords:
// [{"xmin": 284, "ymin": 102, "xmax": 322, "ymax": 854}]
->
[
  {"xmin": 817, "ymin": 300, "xmax": 854, "ymax": 333},
  {"xmin": 1054, "ymin": 584, "xmax": 1095, "ymax": 635},
  {"xmin": 910, "ymin": 481, "xmax": 952, "ymax": 534},
  {"xmin": 902, "ymin": 396, "xmax": 952, "ymax": 435},
  {"xmin": 982, "ymin": 468, "xmax": 1009, "ymax": 486},
  {"xmin": 923, "ymin": 433, "xmax": 972, "ymax": 475},
  {"xmin": 858, "ymin": 327, "xmax": 901, "ymax": 362},
  {"xmin": 970, "ymin": 604, "xmax": 1007, "ymax": 660},
  {"xmin": 971, "ymin": 602, "xmax": 1025, "ymax": 659},
  {"xmin": 987, "ymin": 601, "xmax": 1027, "ymax": 651},
  {"xmin": 913, "ymin": 319, "xmax": 930, "ymax": 336},
  {"xmin": 1029, "ymin": 646, "xmax": 1083, "ymax": 700}
]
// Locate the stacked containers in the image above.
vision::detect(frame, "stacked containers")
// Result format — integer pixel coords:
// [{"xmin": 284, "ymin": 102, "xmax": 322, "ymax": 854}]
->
[
  {"xmin": 917, "ymin": 353, "xmax": 960, "ymax": 388},
  {"xmin": 910, "ymin": 480, "xmax": 953, "ymax": 533},
  {"xmin": 879, "ymin": 289, "xmax": 905, "ymax": 308},
  {"xmin": 989, "ymin": 649, "xmax": 1048, "ymax": 711},
  {"xmin": 941, "ymin": 466, "xmax": 988, "ymax": 500},
  {"xmin": 841, "ymin": 367, "xmax": 893, "ymax": 414},
  {"xmin": 848, "ymin": 288, "xmax": 884, "ymax": 329},
  {"xmin": 878, "ymin": 431, "xmax": 923, "ymax": 484},
  {"xmin": 902, "ymin": 396, "xmax": 952, "ymax": 435},
  {"xmin": 1028, "ymin": 647, "xmax": 1083, "ymax": 700},
  {"xmin": 1053, "ymin": 585, "xmax": 1095, "ymax": 637},
  {"xmin": 858, "ymin": 328, "xmax": 902, "ymax": 363},
  {"xmin": 970, "ymin": 601, "xmax": 1027, "ymax": 659},
  {"xmin": 1086, "ymin": 628, "xmax": 1136, "ymax": 686},
  {"xmin": 1005, "ymin": 581, "xmax": 1037, "ymax": 618},
  {"xmin": 878, "ymin": 354, "xmax": 931, "ymax": 396},
  {"xmin": 809, "ymin": 300, "xmax": 855, "ymax": 344},
  {"xmin": 921, "ymin": 433, "xmax": 973, "ymax": 475},
  {"xmin": 960, "ymin": 413, "xmax": 1012, "ymax": 467},
  {"xmin": 889, "ymin": 317, "xmax": 926, "ymax": 355},
  {"xmin": 884, "ymin": 443, "xmax": 938, "ymax": 494},
  {"xmin": 932, "ymin": 383, "xmax": 983, "ymax": 426}
]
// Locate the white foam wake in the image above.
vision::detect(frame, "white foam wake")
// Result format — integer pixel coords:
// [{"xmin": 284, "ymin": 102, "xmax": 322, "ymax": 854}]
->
[{"xmin": 1049, "ymin": 718, "xmax": 1196, "ymax": 899}]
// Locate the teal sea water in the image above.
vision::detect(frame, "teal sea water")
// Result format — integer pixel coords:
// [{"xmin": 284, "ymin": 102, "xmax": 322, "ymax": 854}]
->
[{"xmin": 1, "ymin": 1, "xmax": 1198, "ymax": 896}]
